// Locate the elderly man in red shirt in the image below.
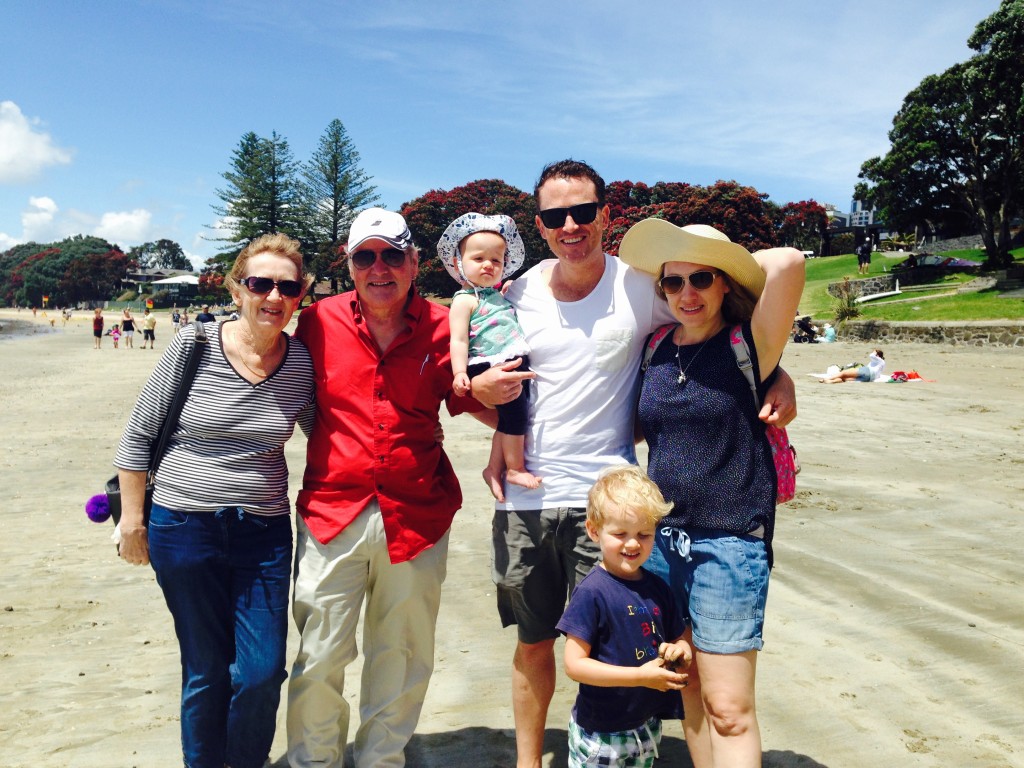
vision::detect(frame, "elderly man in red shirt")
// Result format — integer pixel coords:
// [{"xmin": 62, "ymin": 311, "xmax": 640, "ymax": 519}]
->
[{"xmin": 286, "ymin": 208, "xmax": 494, "ymax": 768}]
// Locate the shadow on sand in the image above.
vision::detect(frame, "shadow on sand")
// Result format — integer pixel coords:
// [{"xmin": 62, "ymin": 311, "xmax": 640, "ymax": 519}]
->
[{"xmin": 270, "ymin": 726, "xmax": 828, "ymax": 767}]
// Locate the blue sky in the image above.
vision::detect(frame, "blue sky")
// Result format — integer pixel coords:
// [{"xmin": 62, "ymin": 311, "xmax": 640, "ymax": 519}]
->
[{"xmin": 1, "ymin": 0, "xmax": 999, "ymax": 267}]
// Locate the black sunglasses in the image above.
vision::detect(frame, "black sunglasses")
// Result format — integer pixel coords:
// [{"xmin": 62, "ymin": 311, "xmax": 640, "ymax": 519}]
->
[
  {"xmin": 659, "ymin": 270, "xmax": 718, "ymax": 294},
  {"xmin": 538, "ymin": 202, "xmax": 600, "ymax": 229},
  {"xmin": 350, "ymin": 247, "xmax": 407, "ymax": 270},
  {"xmin": 240, "ymin": 276, "xmax": 304, "ymax": 298}
]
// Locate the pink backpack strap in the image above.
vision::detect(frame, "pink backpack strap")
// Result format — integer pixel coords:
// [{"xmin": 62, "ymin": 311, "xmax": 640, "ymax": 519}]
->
[
  {"xmin": 641, "ymin": 323, "xmax": 677, "ymax": 372},
  {"xmin": 728, "ymin": 324, "xmax": 760, "ymax": 408}
]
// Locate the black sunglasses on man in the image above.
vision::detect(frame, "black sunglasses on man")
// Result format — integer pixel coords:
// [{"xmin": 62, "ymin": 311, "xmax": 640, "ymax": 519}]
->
[{"xmin": 538, "ymin": 202, "xmax": 600, "ymax": 229}]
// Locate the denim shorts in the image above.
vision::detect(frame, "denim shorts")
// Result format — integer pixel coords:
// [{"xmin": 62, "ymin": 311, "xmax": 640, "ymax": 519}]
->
[{"xmin": 646, "ymin": 528, "xmax": 769, "ymax": 654}]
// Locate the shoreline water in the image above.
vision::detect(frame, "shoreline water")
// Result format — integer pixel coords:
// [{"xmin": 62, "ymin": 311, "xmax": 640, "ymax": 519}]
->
[{"xmin": 0, "ymin": 314, "xmax": 59, "ymax": 340}]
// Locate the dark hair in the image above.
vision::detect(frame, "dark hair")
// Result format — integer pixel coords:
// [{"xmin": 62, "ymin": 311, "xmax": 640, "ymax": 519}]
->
[{"xmin": 534, "ymin": 159, "xmax": 606, "ymax": 209}]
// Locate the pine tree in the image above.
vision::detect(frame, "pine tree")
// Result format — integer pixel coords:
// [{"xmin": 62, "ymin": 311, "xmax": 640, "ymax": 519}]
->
[{"xmin": 300, "ymin": 119, "xmax": 380, "ymax": 290}]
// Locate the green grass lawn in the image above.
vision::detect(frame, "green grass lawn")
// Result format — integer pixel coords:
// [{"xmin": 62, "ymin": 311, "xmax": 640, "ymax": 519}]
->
[{"xmin": 801, "ymin": 247, "xmax": 1024, "ymax": 322}]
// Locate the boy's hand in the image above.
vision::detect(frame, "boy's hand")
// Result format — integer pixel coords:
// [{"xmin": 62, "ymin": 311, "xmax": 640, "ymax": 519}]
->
[
  {"xmin": 638, "ymin": 657, "xmax": 688, "ymax": 692},
  {"xmin": 658, "ymin": 640, "xmax": 693, "ymax": 672}
]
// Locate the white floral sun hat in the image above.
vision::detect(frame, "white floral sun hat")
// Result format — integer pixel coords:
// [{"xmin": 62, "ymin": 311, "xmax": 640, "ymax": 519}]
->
[{"xmin": 437, "ymin": 213, "xmax": 526, "ymax": 287}]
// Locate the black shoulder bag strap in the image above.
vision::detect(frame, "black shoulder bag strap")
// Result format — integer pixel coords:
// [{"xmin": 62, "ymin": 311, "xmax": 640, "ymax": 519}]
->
[{"xmin": 147, "ymin": 319, "xmax": 208, "ymax": 480}]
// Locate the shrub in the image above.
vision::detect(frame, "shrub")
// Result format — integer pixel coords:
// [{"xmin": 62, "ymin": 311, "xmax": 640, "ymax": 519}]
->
[{"xmin": 832, "ymin": 278, "xmax": 861, "ymax": 323}]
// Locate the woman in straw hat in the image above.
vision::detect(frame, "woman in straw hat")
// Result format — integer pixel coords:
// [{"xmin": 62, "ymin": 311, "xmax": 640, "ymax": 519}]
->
[{"xmin": 619, "ymin": 220, "xmax": 804, "ymax": 768}]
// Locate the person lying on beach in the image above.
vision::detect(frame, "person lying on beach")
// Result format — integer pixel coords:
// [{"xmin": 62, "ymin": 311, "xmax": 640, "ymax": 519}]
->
[{"xmin": 819, "ymin": 349, "xmax": 885, "ymax": 383}]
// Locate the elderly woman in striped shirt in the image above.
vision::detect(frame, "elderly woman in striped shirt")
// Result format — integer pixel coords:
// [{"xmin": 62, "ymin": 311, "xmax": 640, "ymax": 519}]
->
[{"xmin": 114, "ymin": 233, "xmax": 315, "ymax": 768}]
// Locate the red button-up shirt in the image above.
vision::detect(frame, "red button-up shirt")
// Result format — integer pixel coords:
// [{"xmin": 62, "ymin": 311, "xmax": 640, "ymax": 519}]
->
[{"xmin": 294, "ymin": 290, "xmax": 483, "ymax": 563}]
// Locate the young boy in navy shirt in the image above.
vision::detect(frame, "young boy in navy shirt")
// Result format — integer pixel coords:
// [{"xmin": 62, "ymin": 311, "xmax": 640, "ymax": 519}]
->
[{"xmin": 557, "ymin": 465, "xmax": 692, "ymax": 767}]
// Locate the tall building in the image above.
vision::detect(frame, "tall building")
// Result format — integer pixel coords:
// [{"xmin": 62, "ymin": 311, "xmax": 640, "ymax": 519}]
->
[{"xmin": 849, "ymin": 199, "xmax": 876, "ymax": 227}]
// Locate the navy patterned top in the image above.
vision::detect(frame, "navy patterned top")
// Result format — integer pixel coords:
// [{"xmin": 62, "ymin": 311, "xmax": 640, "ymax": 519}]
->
[{"xmin": 637, "ymin": 323, "xmax": 777, "ymax": 564}]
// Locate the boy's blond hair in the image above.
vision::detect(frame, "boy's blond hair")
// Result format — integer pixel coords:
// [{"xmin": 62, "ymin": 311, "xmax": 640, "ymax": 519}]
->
[{"xmin": 587, "ymin": 465, "xmax": 673, "ymax": 529}]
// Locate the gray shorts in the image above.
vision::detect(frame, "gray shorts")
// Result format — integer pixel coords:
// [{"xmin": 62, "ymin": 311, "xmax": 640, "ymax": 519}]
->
[{"xmin": 491, "ymin": 507, "xmax": 600, "ymax": 644}]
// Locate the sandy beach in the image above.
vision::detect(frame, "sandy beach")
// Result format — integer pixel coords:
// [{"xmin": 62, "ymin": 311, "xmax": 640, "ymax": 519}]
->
[{"xmin": 1, "ymin": 307, "xmax": 1022, "ymax": 768}]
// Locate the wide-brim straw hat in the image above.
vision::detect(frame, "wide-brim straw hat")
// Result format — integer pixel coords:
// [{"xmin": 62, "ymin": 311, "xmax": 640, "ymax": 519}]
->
[{"xmin": 619, "ymin": 219, "xmax": 765, "ymax": 298}]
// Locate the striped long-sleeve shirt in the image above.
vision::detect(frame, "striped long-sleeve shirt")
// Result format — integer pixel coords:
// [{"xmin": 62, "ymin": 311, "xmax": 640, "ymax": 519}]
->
[{"xmin": 114, "ymin": 321, "xmax": 315, "ymax": 516}]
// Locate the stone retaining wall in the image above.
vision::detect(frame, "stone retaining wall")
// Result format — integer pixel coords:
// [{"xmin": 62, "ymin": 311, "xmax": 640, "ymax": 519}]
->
[
  {"xmin": 827, "ymin": 275, "xmax": 897, "ymax": 299},
  {"xmin": 832, "ymin": 320, "xmax": 1024, "ymax": 347}
]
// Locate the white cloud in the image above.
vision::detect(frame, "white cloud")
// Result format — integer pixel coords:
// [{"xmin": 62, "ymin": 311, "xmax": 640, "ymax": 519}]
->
[
  {"xmin": 22, "ymin": 196, "xmax": 60, "ymax": 242},
  {"xmin": 93, "ymin": 209, "xmax": 153, "ymax": 244},
  {"xmin": 0, "ymin": 102, "xmax": 73, "ymax": 183},
  {"xmin": 2, "ymin": 197, "xmax": 157, "ymax": 249},
  {"xmin": 0, "ymin": 232, "xmax": 20, "ymax": 251}
]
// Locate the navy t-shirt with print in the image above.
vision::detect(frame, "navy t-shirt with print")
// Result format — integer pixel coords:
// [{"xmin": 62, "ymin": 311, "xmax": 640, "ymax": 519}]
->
[{"xmin": 557, "ymin": 566, "xmax": 685, "ymax": 732}]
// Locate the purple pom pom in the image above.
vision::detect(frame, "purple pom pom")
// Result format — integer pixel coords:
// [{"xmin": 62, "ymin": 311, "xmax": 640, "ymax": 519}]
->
[{"xmin": 85, "ymin": 494, "xmax": 111, "ymax": 523}]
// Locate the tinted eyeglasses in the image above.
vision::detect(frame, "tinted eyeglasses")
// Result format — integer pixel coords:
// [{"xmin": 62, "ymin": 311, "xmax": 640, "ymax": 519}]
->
[
  {"xmin": 239, "ymin": 276, "xmax": 304, "ymax": 298},
  {"xmin": 538, "ymin": 202, "xmax": 600, "ymax": 229},
  {"xmin": 659, "ymin": 270, "xmax": 718, "ymax": 294},
  {"xmin": 350, "ymin": 247, "xmax": 407, "ymax": 270}
]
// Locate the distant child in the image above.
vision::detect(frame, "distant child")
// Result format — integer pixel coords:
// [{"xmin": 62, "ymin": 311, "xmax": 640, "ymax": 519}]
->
[
  {"xmin": 438, "ymin": 213, "xmax": 539, "ymax": 490},
  {"xmin": 557, "ymin": 465, "xmax": 691, "ymax": 768},
  {"xmin": 92, "ymin": 308, "xmax": 104, "ymax": 349},
  {"xmin": 110, "ymin": 323, "xmax": 121, "ymax": 348}
]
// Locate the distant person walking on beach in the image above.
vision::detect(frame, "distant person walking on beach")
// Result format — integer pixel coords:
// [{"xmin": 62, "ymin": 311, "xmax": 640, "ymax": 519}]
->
[
  {"xmin": 92, "ymin": 308, "xmax": 104, "ymax": 349},
  {"xmin": 121, "ymin": 308, "xmax": 135, "ymax": 348},
  {"xmin": 114, "ymin": 233, "xmax": 315, "ymax": 768},
  {"xmin": 110, "ymin": 323, "xmax": 121, "ymax": 349},
  {"xmin": 141, "ymin": 308, "xmax": 157, "ymax": 349},
  {"xmin": 196, "ymin": 305, "xmax": 216, "ymax": 323},
  {"xmin": 171, "ymin": 308, "xmax": 181, "ymax": 333}
]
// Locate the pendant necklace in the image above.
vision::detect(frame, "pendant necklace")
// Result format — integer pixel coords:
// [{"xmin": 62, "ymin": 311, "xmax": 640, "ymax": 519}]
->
[{"xmin": 675, "ymin": 335, "xmax": 713, "ymax": 385}]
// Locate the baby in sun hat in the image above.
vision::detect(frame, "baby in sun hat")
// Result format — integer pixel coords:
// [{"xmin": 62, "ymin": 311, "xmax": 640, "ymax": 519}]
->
[{"xmin": 438, "ymin": 212, "xmax": 539, "ymax": 490}]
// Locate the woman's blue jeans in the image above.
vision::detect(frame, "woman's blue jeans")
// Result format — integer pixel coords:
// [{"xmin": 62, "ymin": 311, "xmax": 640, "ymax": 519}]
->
[{"xmin": 148, "ymin": 503, "xmax": 292, "ymax": 768}]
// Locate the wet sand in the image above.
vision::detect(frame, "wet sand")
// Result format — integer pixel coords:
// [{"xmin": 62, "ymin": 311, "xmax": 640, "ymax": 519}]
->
[{"xmin": 1, "ymin": 308, "xmax": 1021, "ymax": 767}]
